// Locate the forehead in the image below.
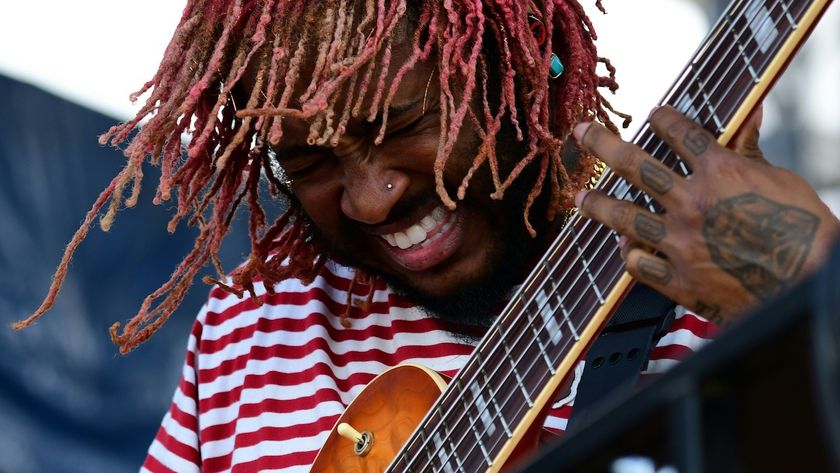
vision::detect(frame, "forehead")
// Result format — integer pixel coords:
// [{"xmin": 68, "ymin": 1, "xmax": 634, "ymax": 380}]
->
[{"xmin": 237, "ymin": 13, "xmax": 435, "ymax": 144}]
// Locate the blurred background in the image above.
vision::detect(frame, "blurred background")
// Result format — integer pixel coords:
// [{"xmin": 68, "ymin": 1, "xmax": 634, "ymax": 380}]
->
[{"xmin": 0, "ymin": 1, "xmax": 837, "ymax": 472}]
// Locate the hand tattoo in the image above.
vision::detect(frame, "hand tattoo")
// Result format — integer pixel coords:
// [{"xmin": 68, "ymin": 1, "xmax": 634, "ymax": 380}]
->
[
  {"xmin": 702, "ymin": 193, "xmax": 819, "ymax": 301},
  {"xmin": 640, "ymin": 161, "xmax": 673, "ymax": 194},
  {"xmin": 683, "ymin": 127, "xmax": 711, "ymax": 156},
  {"xmin": 634, "ymin": 213, "xmax": 666, "ymax": 243},
  {"xmin": 638, "ymin": 256, "xmax": 673, "ymax": 285}
]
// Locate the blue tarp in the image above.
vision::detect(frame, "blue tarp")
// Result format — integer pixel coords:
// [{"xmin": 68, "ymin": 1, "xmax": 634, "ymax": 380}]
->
[{"xmin": 0, "ymin": 74, "xmax": 254, "ymax": 473}]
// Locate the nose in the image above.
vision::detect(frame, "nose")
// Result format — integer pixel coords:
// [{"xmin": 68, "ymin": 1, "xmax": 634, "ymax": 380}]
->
[{"xmin": 339, "ymin": 160, "xmax": 409, "ymax": 225}]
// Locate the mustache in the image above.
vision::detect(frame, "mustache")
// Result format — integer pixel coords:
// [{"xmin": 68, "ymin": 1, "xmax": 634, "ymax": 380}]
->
[{"xmin": 358, "ymin": 189, "xmax": 441, "ymax": 230}]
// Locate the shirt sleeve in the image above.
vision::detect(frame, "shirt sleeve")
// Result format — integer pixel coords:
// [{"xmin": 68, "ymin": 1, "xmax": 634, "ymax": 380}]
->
[
  {"xmin": 644, "ymin": 307, "xmax": 719, "ymax": 375},
  {"xmin": 140, "ymin": 313, "xmax": 205, "ymax": 473}
]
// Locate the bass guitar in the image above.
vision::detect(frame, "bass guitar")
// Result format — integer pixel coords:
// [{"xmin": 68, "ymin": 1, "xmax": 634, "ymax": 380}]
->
[{"xmin": 312, "ymin": 0, "xmax": 835, "ymax": 470}]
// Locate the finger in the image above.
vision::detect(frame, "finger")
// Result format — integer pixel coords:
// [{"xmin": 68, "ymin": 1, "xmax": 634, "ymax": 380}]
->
[
  {"xmin": 577, "ymin": 190, "xmax": 672, "ymax": 249},
  {"xmin": 619, "ymin": 235, "xmax": 653, "ymax": 261},
  {"xmin": 730, "ymin": 104, "xmax": 769, "ymax": 164},
  {"xmin": 648, "ymin": 105, "xmax": 725, "ymax": 169},
  {"xmin": 625, "ymin": 248, "xmax": 675, "ymax": 295},
  {"xmin": 573, "ymin": 121, "xmax": 685, "ymax": 203}
]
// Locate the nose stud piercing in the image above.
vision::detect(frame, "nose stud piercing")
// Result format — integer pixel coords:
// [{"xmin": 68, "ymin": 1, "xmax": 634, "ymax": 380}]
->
[{"xmin": 386, "ymin": 183, "xmax": 394, "ymax": 190}]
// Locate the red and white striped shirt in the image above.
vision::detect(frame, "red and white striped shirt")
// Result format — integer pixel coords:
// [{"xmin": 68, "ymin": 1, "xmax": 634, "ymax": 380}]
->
[{"xmin": 142, "ymin": 260, "xmax": 717, "ymax": 473}]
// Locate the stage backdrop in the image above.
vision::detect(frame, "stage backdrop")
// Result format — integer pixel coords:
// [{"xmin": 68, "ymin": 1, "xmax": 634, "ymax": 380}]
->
[{"xmin": 0, "ymin": 74, "xmax": 261, "ymax": 473}]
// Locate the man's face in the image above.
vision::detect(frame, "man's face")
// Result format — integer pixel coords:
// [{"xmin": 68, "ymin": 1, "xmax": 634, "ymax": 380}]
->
[{"xmin": 265, "ymin": 33, "xmax": 548, "ymax": 324}]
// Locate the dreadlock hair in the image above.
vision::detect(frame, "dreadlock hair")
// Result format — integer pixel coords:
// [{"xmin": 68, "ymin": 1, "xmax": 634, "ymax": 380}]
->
[{"xmin": 14, "ymin": 0, "xmax": 627, "ymax": 353}]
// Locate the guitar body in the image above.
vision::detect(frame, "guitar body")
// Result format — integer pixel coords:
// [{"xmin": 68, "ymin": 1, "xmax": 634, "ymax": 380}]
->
[{"xmin": 310, "ymin": 364, "xmax": 544, "ymax": 472}]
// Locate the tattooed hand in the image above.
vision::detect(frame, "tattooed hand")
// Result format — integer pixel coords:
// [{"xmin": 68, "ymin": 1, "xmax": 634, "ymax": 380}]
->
[{"xmin": 573, "ymin": 105, "xmax": 840, "ymax": 326}]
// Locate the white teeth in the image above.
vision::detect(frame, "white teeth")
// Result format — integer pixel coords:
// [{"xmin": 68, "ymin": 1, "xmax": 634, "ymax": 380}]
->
[
  {"xmin": 394, "ymin": 232, "xmax": 412, "ymax": 249},
  {"xmin": 406, "ymin": 225, "xmax": 427, "ymax": 245},
  {"xmin": 379, "ymin": 206, "xmax": 451, "ymax": 249},
  {"xmin": 419, "ymin": 216, "xmax": 437, "ymax": 231}
]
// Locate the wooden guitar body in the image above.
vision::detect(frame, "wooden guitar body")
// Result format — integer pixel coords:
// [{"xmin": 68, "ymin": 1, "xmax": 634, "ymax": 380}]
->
[{"xmin": 310, "ymin": 364, "xmax": 544, "ymax": 472}]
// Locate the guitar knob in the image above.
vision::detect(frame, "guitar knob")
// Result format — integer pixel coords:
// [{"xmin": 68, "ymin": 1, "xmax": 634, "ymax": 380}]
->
[{"xmin": 337, "ymin": 422, "xmax": 375, "ymax": 456}]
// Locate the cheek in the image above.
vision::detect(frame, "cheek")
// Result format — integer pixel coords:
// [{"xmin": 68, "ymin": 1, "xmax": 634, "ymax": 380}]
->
[
  {"xmin": 379, "ymin": 133, "xmax": 439, "ymax": 173},
  {"xmin": 294, "ymin": 185, "xmax": 344, "ymax": 238}
]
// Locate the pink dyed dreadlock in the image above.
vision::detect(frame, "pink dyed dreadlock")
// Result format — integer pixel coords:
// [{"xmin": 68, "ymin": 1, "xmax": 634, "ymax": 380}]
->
[{"xmin": 14, "ymin": 0, "xmax": 626, "ymax": 353}]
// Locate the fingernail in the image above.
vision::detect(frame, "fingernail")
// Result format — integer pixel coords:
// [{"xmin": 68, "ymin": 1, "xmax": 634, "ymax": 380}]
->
[
  {"xmin": 619, "ymin": 235, "xmax": 629, "ymax": 249},
  {"xmin": 575, "ymin": 190, "xmax": 588, "ymax": 209},
  {"xmin": 573, "ymin": 122, "xmax": 591, "ymax": 142},
  {"xmin": 648, "ymin": 105, "xmax": 662, "ymax": 121}
]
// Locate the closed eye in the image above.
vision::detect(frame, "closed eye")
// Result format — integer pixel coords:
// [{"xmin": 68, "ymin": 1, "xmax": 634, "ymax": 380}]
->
[
  {"xmin": 388, "ymin": 113, "xmax": 426, "ymax": 136},
  {"xmin": 269, "ymin": 145, "xmax": 330, "ymax": 178}
]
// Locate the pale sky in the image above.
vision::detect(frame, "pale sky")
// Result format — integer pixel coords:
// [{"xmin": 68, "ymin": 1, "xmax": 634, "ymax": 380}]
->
[
  {"xmin": 0, "ymin": 0, "xmax": 708, "ymax": 139},
  {"xmin": 1, "ymin": 1, "xmax": 837, "ymax": 211}
]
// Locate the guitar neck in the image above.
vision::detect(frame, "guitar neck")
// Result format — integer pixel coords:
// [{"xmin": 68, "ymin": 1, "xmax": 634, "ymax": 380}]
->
[{"xmin": 388, "ymin": 0, "xmax": 833, "ymax": 471}]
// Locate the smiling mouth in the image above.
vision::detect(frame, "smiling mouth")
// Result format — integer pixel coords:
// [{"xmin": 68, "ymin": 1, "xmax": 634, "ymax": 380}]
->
[{"xmin": 376, "ymin": 205, "xmax": 465, "ymax": 271}]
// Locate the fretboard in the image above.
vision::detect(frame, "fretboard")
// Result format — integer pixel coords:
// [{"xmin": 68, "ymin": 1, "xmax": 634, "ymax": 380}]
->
[{"xmin": 388, "ymin": 0, "xmax": 831, "ymax": 471}]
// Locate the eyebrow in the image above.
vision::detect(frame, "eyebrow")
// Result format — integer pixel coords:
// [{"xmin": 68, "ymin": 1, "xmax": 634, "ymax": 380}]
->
[
  {"xmin": 388, "ymin": 96, "xmax": 424, "ymax": 115},
  {"xmin": 271, "ymin": 97, "xmax": 425, "ymax": 156}
]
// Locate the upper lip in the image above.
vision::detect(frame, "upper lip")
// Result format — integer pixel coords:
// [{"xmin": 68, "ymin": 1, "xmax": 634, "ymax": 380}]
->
[{"xmin": 363, "ymin": 197, "xmax": 441, "ymax": 235}]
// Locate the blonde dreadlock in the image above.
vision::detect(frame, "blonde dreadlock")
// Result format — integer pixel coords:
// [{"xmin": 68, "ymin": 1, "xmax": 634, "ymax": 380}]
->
[{"xmin": 14, "ymin": 0, "xmax": 624, "ymax": 353}]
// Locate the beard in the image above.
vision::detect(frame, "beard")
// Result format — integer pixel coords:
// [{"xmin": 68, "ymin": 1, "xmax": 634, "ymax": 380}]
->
[
  {"xmin": 309, "ymin": 159, "xmax": 556, "ymax": 329},
  {"xmin": 383, "ymin": 207, "xmax": 538, "ymax": 328}
]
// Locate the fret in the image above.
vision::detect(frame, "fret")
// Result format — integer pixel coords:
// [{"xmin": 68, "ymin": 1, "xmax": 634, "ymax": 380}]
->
[
  {"xmin": 524, "ymin": 301, "xmax": 559, "ymax": 373},
  {"xmin": 586, "ymin": 226, "xmax": 623, "ymax": 297},
  {"xmin": 532, "ymin": 284, "xmax": 565, "ymax": 346},
  {"xmin": 519, "ymin": 258, "xmax": 548, "ymax": 299},
  {"xmin": 706, "ymin": 7, "xmax": 763, "ymax": 109},
  {"xmin": 664, "ymin": 1, "xmax": 755, "ymax": 131},
  {"xmin": 573, "ymin": 238, "xmax": 606, "ymax": 305},
  {"xmin": 418, "ymin": 427, "xmax": 440, "ymax": 473},
  {"xmin": 503, "ymin": 342, "xmax": 535, "ymax": 407},
  {"xmin": 677, "ymin": 65, "xmax": 727, "ymax": 134},
  {"xmin": 560, "ymin": 226, "xmax": 619, "ymax": 330},
  {"xmin": 780, "ymin": 0, "xmax": 799, "ymax": 29},
  {"xmin": 430, "ymin": 343, "xmax": 524, "ymax": 471},
  {"xmin": 520, "ymin": 222, "xmax": 597, "ymax": 330},
  {"xmin": 445, "ymin": 426, "xmax": 468, "ymax": 473},
  {"xmin": 562, "ymin": 306, "xmax": 581, "ymax": 342},
  {"xmin": 555, "ymin": 228, "xmax": 606, "ymax": 328},
  {"xmin": 675, "ymin": 82, "xmax": 703, "ymax": 118},
  {"xmin": 696, "ymin": 75, "xmax": 726, "ymax": 133},
  {"xmin": 430, "ymin": 429, "xmax": 457, "ymax": 473},
  {"xmin": 489, "ymin": 394, "xmax": 514, "ymax": 438},
  {"xmin": 463, "ymin": 383, "xmax": 495, "ymax": 468},
  {"xmin": 711, "ymin": 1, "xmax": 794, "ymax": 124},
  {"xmin": 725, "ymin": 8, "xmax": 761, "ymax": 82},
  {"xmin": 744, "ymin": 0, "xmax": 780, "ymax": 54},
  {"xmin": 613, "ymin": 173, "xmax": 637, "ymax": 202}
]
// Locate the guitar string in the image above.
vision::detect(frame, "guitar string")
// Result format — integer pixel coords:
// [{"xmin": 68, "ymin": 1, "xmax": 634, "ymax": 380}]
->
[
  {"xmin": 440, "ymin": 8, "xmax": 799, "ymax": 469},
  {"xmin": 449, "ymin": 3, "xmax": 799, "ymax": 468},
  {"xmin": 461, "ymin": 2, "xmax": 799, "ymax": 468},
  {"xmin": 391, "ymin": 0, "xmax": 796, "ymax": 469},
  {"xmin": 398, "ymin": 1, "xmax": 760, "ymax": 465},
  {"xmin": 466, "ymin": 2, "xmax": 795, "ymax": 464},
  {"xmin": 409, "ymin": 6, "xmax": 792, "ymax": 469},
  {"xmin": 395, "ymin": 0, "xmax": 785, "ymax": 467}
]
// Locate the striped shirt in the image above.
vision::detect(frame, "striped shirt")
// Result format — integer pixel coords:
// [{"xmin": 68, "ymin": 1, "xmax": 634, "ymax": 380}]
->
[{"xmin": 142, "ymin": 261, "xmax": 717, "ymax": 473}]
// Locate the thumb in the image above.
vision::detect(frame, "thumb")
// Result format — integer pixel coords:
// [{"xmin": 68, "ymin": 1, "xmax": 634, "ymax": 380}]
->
[{"xmin": 731, "ymin": 104, "xmax": 768, "ymax": 163}]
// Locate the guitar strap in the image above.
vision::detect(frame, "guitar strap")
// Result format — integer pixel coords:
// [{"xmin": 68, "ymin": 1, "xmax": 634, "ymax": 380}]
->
[{"xmin": 567, "ymin": 283, "xmax": 676, "ymax": 431}]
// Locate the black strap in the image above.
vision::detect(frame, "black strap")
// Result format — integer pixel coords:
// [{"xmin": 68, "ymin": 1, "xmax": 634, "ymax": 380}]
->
[{"xmin": 567, "ymin": 283, "xmax": 676, "ymax": 431}]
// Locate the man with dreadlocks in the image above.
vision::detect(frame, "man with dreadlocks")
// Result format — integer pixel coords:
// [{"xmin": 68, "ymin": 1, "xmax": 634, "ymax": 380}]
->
[{"xmin": 15, "ymin": 0, "xmax": 840, "ymax": 471}]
